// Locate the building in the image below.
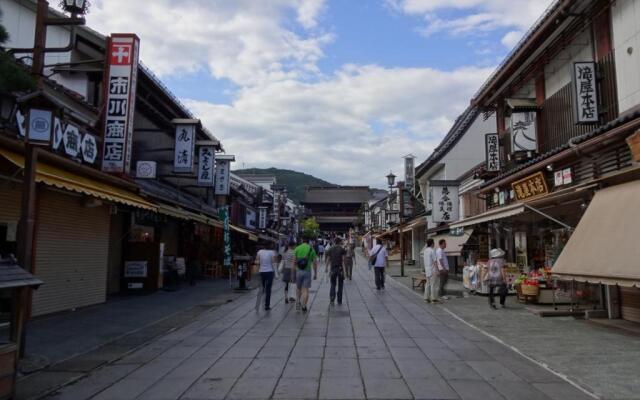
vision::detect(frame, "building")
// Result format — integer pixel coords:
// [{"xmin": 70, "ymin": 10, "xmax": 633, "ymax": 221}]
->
[{"xmin": 301, "ymin": 186, "xmax": 371, "ymax": 233}]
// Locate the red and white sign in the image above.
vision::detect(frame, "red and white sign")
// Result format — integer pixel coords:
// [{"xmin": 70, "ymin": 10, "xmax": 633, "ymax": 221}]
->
[{"xmin": 101, "ymin": 34, "xmax": 140, "ymax": 174}]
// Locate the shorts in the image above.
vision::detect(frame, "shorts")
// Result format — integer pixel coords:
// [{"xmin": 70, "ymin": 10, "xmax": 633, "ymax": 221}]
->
[{"xmin": 296, "ymin": 269, "xmax": 312, "ymax": 289}]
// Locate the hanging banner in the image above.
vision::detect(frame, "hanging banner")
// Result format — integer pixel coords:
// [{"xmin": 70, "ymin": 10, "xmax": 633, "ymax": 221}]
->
[
  {"xmin": 258, "ymin": 206, "xmax": 268, "ymax": 230},
  {"xmin": 27, "ymin": 109, "xmax": 52, "ymax": 142},
  {"xmin": 173, "ymin": 122, "xmax": 196, "ymax": 173},
  {"xmin": 573, "ymin": 62, "xmax": 599, "ymax": 124},
  {"xmin": 214, "ymin": 159, "xmax": 231, "ymax": 195},
  {"xmin": 404, "ymin": 155, "xmax": 415, "ymax": 193},
  {"xmin": 219, "ymin": 207, "xmax": 232, "ymax": 267},
  {"xmin": 245, "ymin": 209, "xmax": 257, "ymax": 229},
  {"xmin": 510, "ymin": 111, "xmax": 537, "ymax": 153},
  {"xmin": 197, "ymin": 146, "xmax": 215, "ymax": 186},
  {"xmin": 273, "ymin": 190, "xmax": 280, "ymax": 218},
  {"xmin": 63, "ymin": 124, "xmax": 81, "ymax": 158},
  {"xmin": 101, "ymin": 34, "xmax": 140, "ymax": 174},
  {"xmin": 430, "ymin": 180, "xmax": 460, "ymax": 223},
  {"xmin": 81, "ymin": 133, "xmax": 98, "ymax": 164},
  {"xmin": 485, "ymin": 133, "xmax": 501, "ymax": 171}
]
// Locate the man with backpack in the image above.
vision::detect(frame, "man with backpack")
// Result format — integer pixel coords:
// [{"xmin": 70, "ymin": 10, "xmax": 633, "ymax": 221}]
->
[
  {"xmin": 369, "ymin": 238, "xmax": 388, "ymax": 290},
  {"xmin": 326, "ymin": 238, "xmax": 347, "ymax": 305},
  {"xmin": 294, "ymin": 237, "xmax": 318, "ymax": 312}
]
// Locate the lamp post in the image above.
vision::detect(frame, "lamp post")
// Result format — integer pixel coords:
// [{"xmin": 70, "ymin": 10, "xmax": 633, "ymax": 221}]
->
[{"xmin": 385, "ymin": 171, "xmax": 406, "ymax": 277}]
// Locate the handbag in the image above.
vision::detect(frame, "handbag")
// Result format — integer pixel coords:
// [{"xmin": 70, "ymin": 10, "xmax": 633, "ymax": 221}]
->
[
  {"xmin": 369, "ymin": 245, "xmax": 383, "ymax": 266},
  {"xmin": 297, "ymin": 247, "xmax": 312, "ymax": 270}
]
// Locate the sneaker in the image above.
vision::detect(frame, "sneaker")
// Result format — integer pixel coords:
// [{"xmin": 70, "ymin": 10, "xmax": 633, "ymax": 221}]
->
[
  {"xmin": 424, "ymin": 299, "xmax": 431, "ymax": 303},
  {"xmin": 337, "ymin": 301, "xmax": 342, "ymax": 305},
  {"xmin": 265, "ymin": 307, "xmax": 271, "ymax": 311},
  {"xmin": 301, "ymin": 306, "xmax": 308, "ymax": 313},
  {"xmin": 441, "ymin": 295, "xmax": 449, "ymax": 300},
  {"xmin": 431, "ymin": 299, "xmax": 441, "ymax": 304},
  {"xmin": 285, "ymin": 299, "xmax": 289, "ymax": 304},
  {"xmin": 491, "ymin": 304, "xmax": 497, "ymax": 310},
  {"xmin": 330, "ymin": 300, "xmax": 335, "ymax": 306},
  {"xmin": 289, "ymin": 297, "xmax": 296, "ymax": 302}
]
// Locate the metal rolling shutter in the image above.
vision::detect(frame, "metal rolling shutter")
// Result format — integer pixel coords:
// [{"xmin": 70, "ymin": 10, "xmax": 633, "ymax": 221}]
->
[
  {"xmin": 620, "ymin": 287, "xmax": 640, "ymax": 323},
  {"xmin": 32, "ymin": 190, "xmax": 111, "ymax": 316},
  {"xmin": 0, "ymin": 186, "xmax": 21, "ymax": 223}
]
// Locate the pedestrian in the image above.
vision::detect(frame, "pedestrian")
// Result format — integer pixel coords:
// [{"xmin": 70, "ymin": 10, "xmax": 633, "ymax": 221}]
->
[
  {"xmin": 486, "ymin": 248, "xmax": 507, "ymax": 309},
  {"xmin": 326, "ymin": 238, "xmax": 347, "ymax": 305},
  {"xmin": 294, "ymin": 237, "xmax": 318, "ymax": 313},
  {"xmin": 345, "ymin": 241, "xmax": 355, "ymax": 280},
  {"xmin": 255, "ymin": 245, "xmax": 277, "ymax": 311},
  {"xmin": 436, "ymin": 239, "xmax": 450, "ymax": 300},
  {"xmin": 317, "ymin": 241, "xmax": 325, "ymax": 263},
  {"xmin": 423, "ymin": 239, "xmax": 440, "ymax": 303},
  {"xmin": 369, "ymin": 238, "xmax": 388, "ymax": 290},
  {"xmin": 281, "ymin": 241, "xmax": 296, "ymax": 304}
]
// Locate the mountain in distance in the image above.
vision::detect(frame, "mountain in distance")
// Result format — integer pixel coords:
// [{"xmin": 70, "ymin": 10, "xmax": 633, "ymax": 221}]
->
[{"xmin": 233, "ymin": 167, "xmax": 336, "ymax": 203}]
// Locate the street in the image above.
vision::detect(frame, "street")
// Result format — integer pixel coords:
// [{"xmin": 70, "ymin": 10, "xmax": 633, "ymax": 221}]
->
[{"xmin": 45, "ymin": 253, "xmax": 593, "ymax": 400}]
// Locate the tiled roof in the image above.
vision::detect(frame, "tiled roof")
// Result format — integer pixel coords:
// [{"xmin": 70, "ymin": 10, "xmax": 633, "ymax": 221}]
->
[
  {"xmin": 480, "ymin": 110, "xmax": 640, "ymax": 189},
  {"xmin": 0, "ymin": 259, "xmax": 43, "ymax": 290},
  {"xmin": 302, "ymin": 187, "xmax": 371, "ymax": 204}
]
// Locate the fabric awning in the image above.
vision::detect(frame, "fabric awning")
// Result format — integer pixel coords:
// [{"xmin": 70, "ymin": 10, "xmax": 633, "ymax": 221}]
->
[
  {"xmin": 375, "ymin": 226, "xmax": 398, "ymax": 239},
  {"xmin": 401, "ymin": 216, "xmax": 427, "ymax": 232},
  {"xmin": 449, "ymin": 203, "xmax": 525, "ymax": 229},
  {"xmin": 552, "ymin": 180, "xmax": 640, "ymax": 287},
  {"xmin": 429, "ymin": 229, "xmax": 474, "ymax": 256},
  {"xmin": 1, "ymin": 149, "xmax": 156, "ymax": 211},
  {"xmin": 230, "ymin": 224, "xmax": 258, "ymax": 242},
  {"xmin": 157, "ymin": 204, "xmax": 222, "ymax": 228}
]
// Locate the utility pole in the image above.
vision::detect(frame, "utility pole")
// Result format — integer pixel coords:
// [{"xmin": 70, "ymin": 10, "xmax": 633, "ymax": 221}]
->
[{"xmin": 398, "ymin": 182, "xmax": 405, "ymax": 277}]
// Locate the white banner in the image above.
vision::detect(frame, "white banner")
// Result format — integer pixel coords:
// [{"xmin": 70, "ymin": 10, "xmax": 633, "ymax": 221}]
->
[
  {"xmin": 245, "ymin": 209, "xmax": 257, "ymax": 229},
  {"xmin": 431, "ymin": 181, "xmax": 460, "ymax": 223},
  {"xmin": 510, "ymin": 111, "xmax": 537, "ymax": 153},
  {"xmin": 404, "ymin": 156, "xmax": 415, "ymax": 193},
  {"xmin": 102, "ymin": 34, "xmax": 140, "ymax": 174},
  {"xmin": 63, "ymin": 124, "xmax": 81, "ymax": 158},
  {"xmin": 258, "ymin": 206, "xmax": 268, "ymax": 230},
  {"xmin": 197, "ymin": 146, "xmax": 215, "ymax": 186},
  {"xmin": 573, "ymin": 61, "xmax": 599, "ymax": 124},
  {"xmin": 174, "ymin": 124, "xmax": 196, "ymax": 173},
  {"xmin": 485, "ymin": 133, "xmax": 500, "ymax": 171},
  {"xmin": 214, "ymin": 159, "xmax": 231, "ymax": 195},
  {"xmin": 81, "ymin": 133, "xmax": 98, "ymax": 164},
  {"xmin": 28, "ymin": 109, "xmax": 52, "ymax": 142}
]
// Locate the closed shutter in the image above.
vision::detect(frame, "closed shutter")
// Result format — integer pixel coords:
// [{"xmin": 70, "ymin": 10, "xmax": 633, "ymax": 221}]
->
[
  {"xmin": 32, "ymin": 190, "xmax": 111, "ymax": 316},
  {"xmin": 620, "ymin": 287, "xmax": 640, "ymax": 323},
  {"xmin": 0, "ymin": 186, "xmax": 21, "ymax": 223}
]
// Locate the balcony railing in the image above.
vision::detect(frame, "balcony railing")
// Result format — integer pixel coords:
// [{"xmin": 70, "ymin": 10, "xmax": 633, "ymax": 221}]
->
[{"xmin": 539, "ymin": 52, "xmax": 618, "ymax": 153}]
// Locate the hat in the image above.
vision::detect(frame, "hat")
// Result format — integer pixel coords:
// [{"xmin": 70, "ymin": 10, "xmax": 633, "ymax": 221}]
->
[{"xmin": 489, "ymin": 248, "xmax": 506, "ymax": 259}]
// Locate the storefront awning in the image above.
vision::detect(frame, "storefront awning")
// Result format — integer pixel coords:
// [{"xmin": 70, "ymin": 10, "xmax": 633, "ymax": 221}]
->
[
  {"xmin": 429, "ymin": 229, "xmax": 474, "ymax": 256},
  {"xmin": 375, "ymin": 226, "xmax": 398, "ymax": 239},
  {"xmin": 449, "ymin": 203, "xmax": 525, "ymax": 229},
  {"xmin": 157, "ymin": 204, "xmax": 222, "ymax": 228},
  {"xmin": 230, "ymin": 224, "xmax": 258, "ymax": 242},
  {"xmin": 401, "ymin": 216, "xmax": 427, "ymax": 232},
  {"xmin": 552, "ymin": 180, "xmax": 640, "ymax": 287},
  {"xmin": 1, "ymin": 149, "xmax": 156, "ymax": 211}
]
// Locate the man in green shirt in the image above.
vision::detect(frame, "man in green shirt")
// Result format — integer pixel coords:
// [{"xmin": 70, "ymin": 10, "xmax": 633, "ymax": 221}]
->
[{"xmin": 293, "ymin": 237, "xmax": 318, "ymax": 313}]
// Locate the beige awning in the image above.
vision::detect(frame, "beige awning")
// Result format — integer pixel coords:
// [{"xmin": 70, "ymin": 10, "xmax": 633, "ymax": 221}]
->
[
  {"xmin": 401, "ymin": 216, "xmax": 427, "ymax": 232},
  {"xmin": 449, "ymin": 203, "xmax": 525, "ymax": 229},
  {"xmin": 429, "ymin": 229, "xmax": 474, "ymax": 256},
  {"xmin": 552, "ymin": 180, "xmax": 640, "ymax": 287}
]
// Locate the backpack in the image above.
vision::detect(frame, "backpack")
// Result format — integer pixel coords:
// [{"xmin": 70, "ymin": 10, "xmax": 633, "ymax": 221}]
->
[{"xmin": 297, "ymin": 246, "xmax": 313, "ymax": 270}]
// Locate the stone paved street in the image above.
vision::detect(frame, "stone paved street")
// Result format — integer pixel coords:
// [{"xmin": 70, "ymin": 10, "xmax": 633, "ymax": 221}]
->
[{"xmin": 48, "ymin": 253, "xmax": 596, "ymax": 400}]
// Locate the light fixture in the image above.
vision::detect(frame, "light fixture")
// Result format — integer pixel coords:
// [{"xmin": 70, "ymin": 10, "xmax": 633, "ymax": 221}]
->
[
  {"xmin": 386, "ymin": 171, "xmax": 396, "ymax": 187},
  {"xmin": 60, "ymin": 0, "xmax": 89, "ymax": 15},
  {"xmin": 546, "ymin": 164, "xmax": 554, "ymax": 172}
]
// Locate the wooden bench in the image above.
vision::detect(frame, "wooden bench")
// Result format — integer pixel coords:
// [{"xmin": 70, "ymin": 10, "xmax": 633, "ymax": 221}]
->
[{"xmin": 411, "ymin": 273, "xmax": 427, "ymax": 290}]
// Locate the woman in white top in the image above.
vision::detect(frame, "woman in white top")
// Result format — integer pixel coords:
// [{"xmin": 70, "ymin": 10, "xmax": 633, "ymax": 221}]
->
[{"xmin": 255, "ymin": 246, "xmax": 277, "ymax": 311}]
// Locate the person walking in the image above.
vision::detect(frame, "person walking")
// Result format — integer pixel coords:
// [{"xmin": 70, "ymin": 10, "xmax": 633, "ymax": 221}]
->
[
  {"xmin": 487, "ymin": 248, "xmax": 507, "ymax": 309},
  {"xmin": 423, "ymin": 239, "xmax": 440, "ymax": 303},
  {"xmin": 369, "ymin": 238, "xmax": 388, "ymax": 290},
  {"xmin": 255, "ymin": 245, "xmax": 277, "ymax": 311},
  {"xmin": 436, "ymin": 239, "xmax": 450, "ymax": 300},
  {"xmin": 281, "ymin": 241, "xmax": 296, "ymax": 304},
  {"xmin": 327, "ymin": 238, "xmax": 347, "ymax": 305},
  {"xmin": 345, "ymin": 241, "xmax": 355, "ymax": 280},
  {"xmin": 294, "ymin": 237, "xmax": 318, "ymax": 313}
]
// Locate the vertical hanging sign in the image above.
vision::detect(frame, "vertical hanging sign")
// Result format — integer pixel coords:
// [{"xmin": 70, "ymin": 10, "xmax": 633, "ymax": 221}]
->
[
  {"xmin": 430, "ymin": 180, "xmax": 460, "ymax": 223},
  {"xmin": 173, "ymin": 120, "xmax": 197, "ymax": 173},
  {"xmin": 219, "ymin": 206, "xmax": 232, "ymax": 267},
  {"xmin": 485, "ymin": 133, "xmax": 501, "ymax": 171},
  {"xmin": 101, "ymin": 34, "xmax": 140, "ymax": 174},
  {"xmin": 197, "ymin": 146, "xmax": 215, "ymax": 186},
  {"xmin": 404, "ymin": 155, "xmax": 415, "ymax": 193},
  {"xmin": 258, "ymin": 206, "xmax": 268, "ymax": 230},
  {"xmin": 573, "ymin": 62, "xmax": 599, "ymax": 124},
  {"xmin": 214, "ymin": 157, "xmax": 233, "ymax": 195}
]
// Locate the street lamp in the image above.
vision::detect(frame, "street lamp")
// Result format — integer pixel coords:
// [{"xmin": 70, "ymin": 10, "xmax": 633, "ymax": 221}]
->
[
  {"xmin": 384, "ymin": 171, "xmax": 406, "ymax": 277},
  {"xmin": 60, "ymin": 0, "xmax": 89, "ymax": 14},
  {"xmin": 386, "ymin": 171, "xmax": 396, "ymax": 188}
]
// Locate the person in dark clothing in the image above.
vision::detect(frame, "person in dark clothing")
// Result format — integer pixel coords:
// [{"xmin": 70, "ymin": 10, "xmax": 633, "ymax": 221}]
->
[{"xmin": 326, "ymin": 238, "xmax": 347, "ymax": 305}]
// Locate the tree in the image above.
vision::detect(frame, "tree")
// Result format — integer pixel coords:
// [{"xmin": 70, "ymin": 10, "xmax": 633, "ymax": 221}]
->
[
  {"xmin": 0, "ymin": 10, "xmax": 36, "ymax": 93},
  {"xmin": 302, "ymin": 217, "xmax": 320, "ymax": 239}
]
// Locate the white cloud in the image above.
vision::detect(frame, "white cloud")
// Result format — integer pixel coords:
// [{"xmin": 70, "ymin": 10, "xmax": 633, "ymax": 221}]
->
[
  {"xmin": 186, "ymin": 64, "xmax": 493, "ymax": 187},
  {"xmin": 501, "ymin": 30, "xmax": 524, "ymax": 48},
  {"xmin": 84, "ymin": 0, "xmax": 331, "ymax": 85},
  {"xmin": 389, "ymin": 0, "xmax": 555, "ymax": 48}
]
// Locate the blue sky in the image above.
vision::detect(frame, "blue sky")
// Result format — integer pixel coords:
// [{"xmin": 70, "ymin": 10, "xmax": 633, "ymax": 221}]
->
[{"xmin": 86, "ymin": 0, "xmax": 553, "ymax": 187}]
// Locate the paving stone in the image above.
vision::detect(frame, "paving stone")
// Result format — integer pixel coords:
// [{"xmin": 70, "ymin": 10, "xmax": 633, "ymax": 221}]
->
[
  {"xmin": 420, "ymin": 346, "xmax": 461, "ymax": 361},
  {"xmin": 243, "ymin": 357, "xmax": 287, "ymax": 378},
  {"xmin": 136, "ymin": 377, "xmax": 195, "ymax": 400},
  {"xmin": 466, "ymin": 361, "xmax": 524, "ymax": 382},
  {"xmin": 319, "ymin": 377, "xmax": 365, "ymax": 400},
  {"xmin": 448, "ymin": 379, "xmax": 506, "ymax": 400},
  {"xmin": 164, "ymin": 357, "xmax": 216, "ymax": 379},
  {"xmin": 490, "ymin": 380, "xmax": 553, "ymax": 400},
  {"xmin": 325, "ymin": 337, "xmax": 355, "ymax": 347},
  {"xmin": 224, "ymin": 344, "xmax": 262, "ymax": 358},
  {"xmin": 258, "ymin": 344, "xmax": 295, "ymax": 358},
  {"xmin": 282, "ymin": 358, "xmax": 323, "ymax": 378},
  {"xmin": 433, "ymin": 360, "xmax": 484, "ymax": 380},
  {"xmin": 405, "ymin": 377, "xmax": 460, "ymax": 399},
  {"xmin": 226, "ymin": 377, "xmax": 279, "ymax": 399},
  {"xmin": 359, "ymin": 358, "xmax": 401, "ymax": 378},
  {"xmin": 296, "ymin": 337, "xmax": 326, "ymax": 346},
  {"xmin": 394, "ymin": 357, "xmax": 441, "ymax": 378},
  {"xmin": 91, "ymin": 378, "xmax": 156, "ymax": 400},
  {"xmin": 356, "ymin": 346, "xmax": 392, "ymax": 358},
  {"xmin": 203, "ymin": 358, "xmax": 252, "ymax": 379},
  {"xmin": 291, "ymin": 345, "xmax": 324, "ymax": 358},
  {"xmin": 16, "ymin": 371, "xmax": 84, "ymax": 400},
  {"xmin": 324, "ymin": 346, "xmax": 357, "ymax": 358},
  {"xmin": 180, "ymin": 378, "xmax": 236, "ymax": 400},
  {"xmin": 532, "ymin": 382, "xmax": 596, "ymax": 400},
  {"xmin": 363, "ymin": 378, "xmax": 413, "ymax": 399},
  {"xmin": 273, "ymin": 377, "xmax": 319, "ymax": 399},
  {"xmin": 321, "ymin": 358, "xmax": 361, "ymax": 378},
  {"xmin": 386, "ymin": 337, "xmax": 417, "ymax": 347},
  {"xmin": 389, "ymin": 345, "xmax": 425, "ymax": 359}
]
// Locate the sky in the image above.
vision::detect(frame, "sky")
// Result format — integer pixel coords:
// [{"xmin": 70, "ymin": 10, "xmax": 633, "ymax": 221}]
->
[{"xmin": 81, "ymin": 0, "xmax": 554, "ymax": 189}]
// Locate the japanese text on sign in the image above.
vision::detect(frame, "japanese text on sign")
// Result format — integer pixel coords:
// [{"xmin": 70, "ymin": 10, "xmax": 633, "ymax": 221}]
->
[
  {"xmin": 485, "ymin": 133, "xmax": 500, "ymax": 171},
  {"xmin": 174, "ymin": 124, "xmax": 196, "ymax": 173},
  {"xmin": 573, "ymin": 62, "xmax": 599, "ymax": 124},
  {"xmin": 430, "ymin": 181, "xmax": 459, "ymax": 223},
  {"xmin": 197, "ymin": 146, "xmax": 215, "ymax": 186},
  {"xmin": 102, "ymin": 34, "xmax": 139, "ymax": 174},
  {"xmin": 510, "ymin": 111, "xmax": 537, "ymax": 152},
  {"xmin": 258, "ymin": 206, "xmax": 268, "ymax": 230},
  {"xmin": 511, "ymin": 171, "xmax": 549, "ymax": 201},
  {"xmin": 404, "ymin": 156, "xmax": 415, "ymax": 193},
  {"xmin": 215, "ymin": 159, "xmax": 231, "ymax": 195}
]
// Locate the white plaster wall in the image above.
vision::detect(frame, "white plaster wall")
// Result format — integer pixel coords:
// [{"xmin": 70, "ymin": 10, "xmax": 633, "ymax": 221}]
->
[
  {"xmin": 612, "ymin": 0, "xmax": 640, "ymax": 113},
  {"xmin": 544, "ymin": 29, "xmax": 594, "ymax": 98}
]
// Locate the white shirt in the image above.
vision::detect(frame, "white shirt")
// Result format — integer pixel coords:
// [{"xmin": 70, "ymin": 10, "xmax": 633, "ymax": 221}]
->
[
  {"xmin": 423, "ymin": 247, "xmax": 437, "ymax": 277},
  {"xmin": 370, "ymin": 244, "xmax": 388, "ymax": 267},
  {"xmin": 436, "ymin": 247, "xmax": 449, "ymax": 271},
  {"xmin": 256, "ymin": 249, "xmax": 276, "ymax": 272}
]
